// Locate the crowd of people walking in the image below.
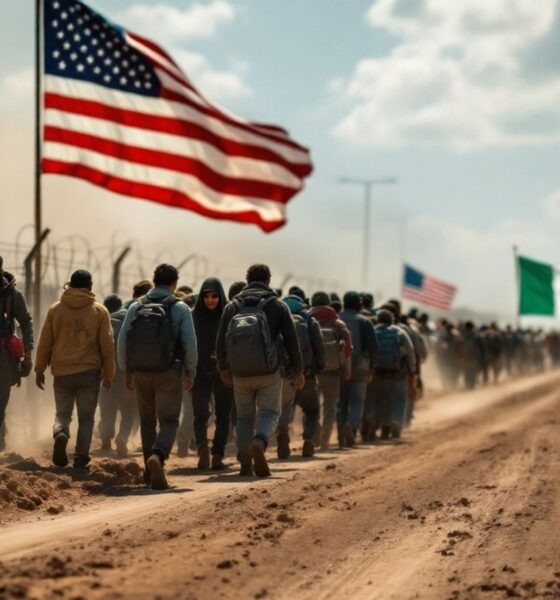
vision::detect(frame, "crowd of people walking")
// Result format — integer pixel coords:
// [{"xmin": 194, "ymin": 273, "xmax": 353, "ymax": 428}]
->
[{"xmin": 0, "ymin": 257, "xmax": 558, "ymax": 490}]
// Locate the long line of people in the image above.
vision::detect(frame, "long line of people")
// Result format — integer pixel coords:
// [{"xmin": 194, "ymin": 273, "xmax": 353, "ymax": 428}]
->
[{"xmin": 1, "ymin": 258, "xmax": 558, "ymax": 491}]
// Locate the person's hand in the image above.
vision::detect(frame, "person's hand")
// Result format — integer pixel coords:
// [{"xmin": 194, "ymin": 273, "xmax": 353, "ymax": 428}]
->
[
  {"xmin": 35, "ymin": 371, "xmax": 45, "ymax": 390},
  {"xmin": 220, "ymin": 370, "xmax": 233, "ymax": 387},
  {"xmin": 125, "ymin": 373, "xmax": 135, "ymax": 391},
  {"xmin": 183, "ymin": 376, "xmax": 194, "ymax": 392},
  {"xmin": 102, "ymin": 378, "xmax": 112, "ymax": 390},
  {"xmin": 293, "ymin": 373, "xmax": 305, "ymax": 390},
  {"xmin": 21, "ymin": 352, "xmax": 33, "ymax": 378}
]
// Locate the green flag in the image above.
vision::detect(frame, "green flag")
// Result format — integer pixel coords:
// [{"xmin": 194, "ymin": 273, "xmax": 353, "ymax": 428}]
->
[{"xmin": 518, "ymin": 255, "xmax": 555, "ymax": 316}]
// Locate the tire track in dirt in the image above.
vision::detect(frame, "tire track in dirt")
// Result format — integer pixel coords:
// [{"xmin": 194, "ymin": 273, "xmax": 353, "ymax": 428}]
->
[{"xmin": 1, "ymin": 371, "xmax": 560, "ymax": 600}]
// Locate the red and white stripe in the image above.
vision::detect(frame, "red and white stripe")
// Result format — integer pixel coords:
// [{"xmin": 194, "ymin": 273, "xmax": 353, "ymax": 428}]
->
[
  {"xmin": 42, "ymin": 31, "xmax": 313, "ymax": 232},
  {"xmin": 403, "ymin": 275, "xmax": 457, "ymax": 310}
]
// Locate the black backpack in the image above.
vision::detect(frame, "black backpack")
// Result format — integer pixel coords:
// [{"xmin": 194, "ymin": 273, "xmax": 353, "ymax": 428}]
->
[
  {"xmin": 374, "ymin": 326, "xmax": 402, "ymax": 373},
  {"xmin": 225, "ymin": 296, "xmax": 279, "ymax": 377},
  {"xmin": 293, "ymin": 313, "xmax": 314, "ymax": 371},
  {"xmin": 126, "ymin": 296, "xmax": 180, "ymax": 372}
]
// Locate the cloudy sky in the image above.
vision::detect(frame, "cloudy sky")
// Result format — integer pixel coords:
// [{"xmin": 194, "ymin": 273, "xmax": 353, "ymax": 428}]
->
[{"xmin": 1, "ymin": 0, "xmax": 560, "ymax": 320}]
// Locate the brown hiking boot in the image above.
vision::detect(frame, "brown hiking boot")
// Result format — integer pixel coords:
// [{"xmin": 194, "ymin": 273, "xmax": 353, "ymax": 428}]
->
[
  {"xmin": 343, "ymin": 423, "xmax": 355, "ymax": 447},
  {"xmin": 250, "ymin": 440, "xmax": 271, "ymax": 477},
  {"xmin": 239, "ymin": 451, "xmax": 253, "ymax": 476},
  {"xmin": 147, "ymin": 454, "xmax": 168, "ymax": 490},
  {"xmin": 302, "ymin": 439, "xmax": 314, "ymax": 458},
  {"xmin": 211, "ymin": 454, "xmax": 226, "ymax": 471},
  {"xmin": 276, "ymin": 430, "xmax": 291, "ymax": 459},
  {"xmin": 197, "ymin": 444, "xmax": 211, "ymax": 470},
  {"xmin": 115, "ymin": 435, "xmax": 128, "ymax": 459}
]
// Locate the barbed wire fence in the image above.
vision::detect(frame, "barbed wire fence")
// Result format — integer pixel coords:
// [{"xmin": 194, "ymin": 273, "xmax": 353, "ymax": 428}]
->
[{"xmin": 2, "ymin": 227, "xmax": 343, "ymax": 320}]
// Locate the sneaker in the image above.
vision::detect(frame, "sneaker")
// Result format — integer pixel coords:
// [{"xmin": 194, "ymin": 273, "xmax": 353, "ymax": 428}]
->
[
  {"xmin": 250, "ymin": 439, "xmax": 271, "ymax": 477},
  {"xmin": 115, "ymin": 436, "xmax": 128, "ymax": 459},
  {"xmin": 302, "ymin": 439, "xmax": 314, "ymax": 458},
  {"xmin": 146, "ymin": 454, "xmax": 168, "ymax": 490},
  {"xmin": 276, "ymin": 431, "xmax": 291, "ymax": 460},
  {"xmin": 343, "ymin": 423, "xmax": 355, "ymax": 447},
  {"xmin": 197, "ymin": 444, "xmax": 211, "ymax": 470},
  {"xmin": 211, "ymin": 454, "xmax": 227, "ymax": 471},
  {"xmin": 52, "ymin": 433, "xmax": 69, "ymax": 467},
  {"xmin": 100, "ymin": 438, "xmax": 112, "ymax": 452}
]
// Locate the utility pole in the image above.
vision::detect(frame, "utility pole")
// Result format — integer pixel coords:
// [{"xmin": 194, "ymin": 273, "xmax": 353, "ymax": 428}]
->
[{"xmin": 340, "ymin": 176, "xmax": 397, "ymax": 289}]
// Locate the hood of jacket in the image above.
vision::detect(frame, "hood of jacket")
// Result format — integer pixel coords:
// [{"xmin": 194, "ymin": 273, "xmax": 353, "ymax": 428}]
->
[
  {"xmin": 60, "ymin": 287, "xmax": 96, "ymax": 309},
  {"xmin": 237, "ymin": 282, "xmax": 276, "ymax": 306},
  {"xmin": 193, "ymin": 277, "xmax": 227, "ymax": 319},
  {"xmin": 0, "ymin": 273, "xmax": 15, "ymax": 293},
  {"xmin": 309, "ymin": 305, "xmax": 338, "ymax": 324},
  {"xmin": 282, "ymin": 294, "xmax": 308, "ymax": 315}
]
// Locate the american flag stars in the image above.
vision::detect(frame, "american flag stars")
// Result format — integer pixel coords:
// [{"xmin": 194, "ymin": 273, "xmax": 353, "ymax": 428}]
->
[{"xmin": 45, "ymin": 0, "xmax": 159, "ymax": 98}]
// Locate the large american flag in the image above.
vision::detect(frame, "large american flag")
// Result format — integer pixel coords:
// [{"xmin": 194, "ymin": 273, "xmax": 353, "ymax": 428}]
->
[
  {"xmin": 42, "ymin": 0, "xmax": 313, "ymax": 232},
  {"xmin": 402, "ymin": 264, "xmax": 457, "ymax": 310}
]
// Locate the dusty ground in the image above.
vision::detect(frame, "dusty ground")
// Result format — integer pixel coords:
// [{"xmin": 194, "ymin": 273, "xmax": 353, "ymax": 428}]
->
[{"xmin": 1, "ymin": 371, "xmax": 560, "ymax": 600}]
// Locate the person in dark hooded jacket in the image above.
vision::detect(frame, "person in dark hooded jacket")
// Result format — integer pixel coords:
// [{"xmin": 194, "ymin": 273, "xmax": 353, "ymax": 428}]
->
[
  {"xmin": 0, "ymin": 257, "xmax": 34, "ymax": 451},
  {"xmin": 192, "ymin": 277, "xmax": 233, "ymax": 470}
]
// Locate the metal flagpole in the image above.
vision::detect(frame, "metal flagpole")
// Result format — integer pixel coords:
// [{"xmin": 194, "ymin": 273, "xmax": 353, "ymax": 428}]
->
[
  {"xmin": 513, "ymin": 245, "xmax": 520, "ymax": 328},
  {"xmin": 34, "ymin": 0, "xmax": 43, "ymax": 327}
]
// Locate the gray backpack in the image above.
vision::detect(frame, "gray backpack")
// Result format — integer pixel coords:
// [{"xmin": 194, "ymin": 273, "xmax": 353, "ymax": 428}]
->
[{"xmin": 225, "ymin": 296, "xmax": 279, "ymax": 377}]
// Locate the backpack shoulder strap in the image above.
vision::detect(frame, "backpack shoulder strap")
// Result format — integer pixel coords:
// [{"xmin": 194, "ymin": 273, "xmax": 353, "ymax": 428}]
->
[
  {"xmin": 256, "ymin": 295, "xmax": 276, "ymax": 312},
  {"xmin": 162, "ymin": 295, "xmax": 179, "ymax": 307}
]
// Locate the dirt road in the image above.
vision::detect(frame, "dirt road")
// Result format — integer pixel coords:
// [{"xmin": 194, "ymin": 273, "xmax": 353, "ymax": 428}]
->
[{"xmin": 1, "ymin": 371, "xmax": 560, "ymax": 600}]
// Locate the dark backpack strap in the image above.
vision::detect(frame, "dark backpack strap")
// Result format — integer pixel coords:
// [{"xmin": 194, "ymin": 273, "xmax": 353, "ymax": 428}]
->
[{"xmin": 255, "ymin": 296, "xmax": 276, "ymax": 312}]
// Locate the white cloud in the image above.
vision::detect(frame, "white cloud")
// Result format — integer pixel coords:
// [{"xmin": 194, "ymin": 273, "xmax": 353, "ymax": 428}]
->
[
  {"xmin": 119, "ymin": 1, "xmax": 235, "ymax": 43},
  {"xmin": 118, "ymin": 2, "xmax": 252, "ymax": 103},
  {"xmin": 172, "ymin": 49, "xmax": 253, "ymax": 101},
  {"xmin": 332, "ymin": 0, "xmax": 560, "ymax": 150}
]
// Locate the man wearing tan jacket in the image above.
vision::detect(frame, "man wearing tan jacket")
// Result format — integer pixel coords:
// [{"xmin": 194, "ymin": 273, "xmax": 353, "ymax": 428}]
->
[{"xmin": 35, "ymin": 270, "xmax": 115, "ymax": 469}]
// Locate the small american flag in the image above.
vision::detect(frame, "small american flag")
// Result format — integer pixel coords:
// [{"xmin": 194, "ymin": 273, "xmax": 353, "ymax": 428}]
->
[
  {"xmin": 42, "ymin": 0, "xmax": 313, "ymax": 232},
  {"xmin": 402, "ymin": 264, "xmax": 457, "ymax": 310}
]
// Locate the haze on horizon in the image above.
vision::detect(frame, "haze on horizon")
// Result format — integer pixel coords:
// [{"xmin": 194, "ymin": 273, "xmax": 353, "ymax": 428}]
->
[{"xmin": 2, "ymin": 0, "xmax": 560, "ymax": 324}]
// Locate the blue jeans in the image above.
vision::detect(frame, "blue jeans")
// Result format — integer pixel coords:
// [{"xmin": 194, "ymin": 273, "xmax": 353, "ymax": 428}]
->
[
  {"xmin": 337, "ymin": 378, "xmax": 368, "ymax": 433},
  {"xmin": 233, "ymin": 372, "xmax": 282, "ymax": 454}
]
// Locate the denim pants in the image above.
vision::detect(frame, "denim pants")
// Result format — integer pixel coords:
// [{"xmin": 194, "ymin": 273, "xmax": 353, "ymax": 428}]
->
[
  {"xmin": 232, "ymin": 372, "xmax": 282, "ymax": 454},
  {"xmin": 192, "ymin": 371, "xmax": 233, "ymax": 456},
  {"xmin": 365, "ymin": 376, "xmax": 408, "ymax": 430},
  {"xmin": 278, "ymin": 376, "xmax": 320, "ymax": 441},
  {"xmin": 133, "ymin": 367, "xmax": 183, "ymax": 463},
  {"xmin": 53, "ymin": 369, "xmax": 101, "ymax": 462},
  {"xmin": 337, "ymin": 377, "xmax": 368, "ymax": 433},
  {"xmin": 98, "ymin": 370, "xmax": 137, "ymax": 443}
]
